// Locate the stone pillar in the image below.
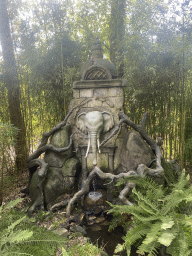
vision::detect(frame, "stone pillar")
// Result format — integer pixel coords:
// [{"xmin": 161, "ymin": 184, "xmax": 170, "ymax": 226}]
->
[
  {"xmin": 107, "ymin": 146, "xmax": 117, "ymax": 202},
  {"xmin": 79, "ymin": 146, "xmax": 88, "ymax": 187}
]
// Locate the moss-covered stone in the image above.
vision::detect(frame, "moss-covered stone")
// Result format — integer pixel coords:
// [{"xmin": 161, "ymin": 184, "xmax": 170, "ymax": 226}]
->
[
  {"xmin": 61, "ymin": 157, "xmax": 81, "ymax": 177},
  {"xmin": 115, "ymin": 130, "xmax": 155, "ymax": 174},
  {"xmin": 29, "ymin": 157, "xmax": 81, "ymax": 206},
  {"xmin": 29, "ymin": 170, "xmax": 41, "ymax": 204},
  {"xmin": 44, "ymin": 125, "xmax": 74, "ymax": 168},
  {"xmin": 43, "ymin": 157, "xmax": 81, "ymax": 205}
]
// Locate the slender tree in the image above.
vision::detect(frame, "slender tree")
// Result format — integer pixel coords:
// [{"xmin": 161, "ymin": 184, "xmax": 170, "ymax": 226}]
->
[
  {"xmin": 109, "ymin": 0, "xmax": 126, "ymax": 76},
  {"xmin": 0, "ymin": 0, "xmax": 27, "ymax": 172}
]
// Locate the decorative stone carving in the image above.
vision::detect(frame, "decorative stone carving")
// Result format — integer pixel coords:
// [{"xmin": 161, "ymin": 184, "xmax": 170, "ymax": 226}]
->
[
  {"xmin": 76, "ymin": 111, "xmax": 114, "ymax": 166},
  {"xmin": 26, "ymin": 37, "xmax": 159, "ymax": 213},
  {"xmin": 82, "ymin": 65, "xmax": 112, "ymax": 80}
]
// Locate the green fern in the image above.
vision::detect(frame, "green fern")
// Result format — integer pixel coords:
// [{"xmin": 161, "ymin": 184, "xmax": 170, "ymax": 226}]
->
[
  {"xmin": 110, "ymin": 170, "xmax": 192, "ymax": 256},
  {"xmin": 0, "ymin": 199, "xmax": 33, "ymax": 255},
  {"xmin": 0, "ymin": 199, "xmax": 67, "ymax": 256}
]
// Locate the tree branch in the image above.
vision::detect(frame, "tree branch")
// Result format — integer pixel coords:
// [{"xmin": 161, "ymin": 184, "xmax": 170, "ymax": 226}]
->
[
  {"xmin": 66, "ymin": 166, "xmax": 138, "ymax": 217},
  {"xmin": 119, "ymin": 182, "xmax": 135, "ymax": 206},
  {"xmin": 27, "ymin": 159, "xmax": 48, "ymax": 178},
  {"xmin": 38, "ymin": 98, "xmax": 92, "ymax": 148},
  {"xmin": 27, "ymin": 134, "xmax": 73, "ymax": 163}
]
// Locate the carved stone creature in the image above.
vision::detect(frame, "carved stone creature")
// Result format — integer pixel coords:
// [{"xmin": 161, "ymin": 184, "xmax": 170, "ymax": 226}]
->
[{"xmin": 76, "ymin": 111, "xmax": 114, "ymax": 165}]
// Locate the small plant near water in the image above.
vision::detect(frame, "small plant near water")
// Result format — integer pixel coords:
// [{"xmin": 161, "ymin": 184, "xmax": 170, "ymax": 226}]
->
[{"xmin": 109, "ymin": 170, "xmax": 192, "ymax": 256}]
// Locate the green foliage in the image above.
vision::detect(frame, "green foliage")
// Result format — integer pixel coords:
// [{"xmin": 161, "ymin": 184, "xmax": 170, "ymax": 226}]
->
[
  {"xmin": 109, "ymin": 170, "xmax": 192, "ymax": 256},
  {"xmin": 0, "ymin": 123, "xmax": 19, "ymax": 151},
  {"xmin": 185, "ymin": 137, "xmax": 192, "ymax": 167},
  {"xmin": 62, "ymin": 247, "xmax": 69, "ymax": 256},
  {"xmin": 0, "ymin": 122, "xmax": 19, "ymax": 170},
  {"xmin": 67, "ymin": 241, "xmax": 103, "ymax": 256},
  {"xmin": 0, "ymin": 123, "xmax": 19, "ymax": 203},
  {"xmin": 0, "ymin": 199, "xmax": 106, "ymax": 256},
  {"xmin": 0, "ymin": 199, "xmax": 67, "ymax": 256},
  {"xmin": 0, "ymin": 198, "xmax": 33, "ymax": 255}
]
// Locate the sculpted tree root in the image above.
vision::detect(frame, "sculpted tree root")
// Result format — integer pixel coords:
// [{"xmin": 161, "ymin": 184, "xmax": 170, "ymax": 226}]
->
[
  {"xmin": 64, "ymin": 111, "xmax": 164, "ymax": 217},
  {"xmin": 100, "ymin": 111, "xmax": 164, "ymax": 175},
  {"xmin": 50, "ymin": 199, "xmax": 70, "ymax": 213},
  {"xmin": 119, "ymin": 182, "xmax": 135, "ymax": 206},
  {"xmin": 65, "ymin": 162, "xmax": 164, "ymax": 217},
  {"xmin": 37, "ymin": 98, "xmax": 92, "ymax": 149},
  {"xmin": 26, "ymin": 98, "xmax": 92, "ymax": 213},
  {"xmin": 66, "ymin": 166, "xmax": 139, "ymax": 217},
  {"xmin": 26, "ymin": 109, "xmax": 164, "ymax": 215}
]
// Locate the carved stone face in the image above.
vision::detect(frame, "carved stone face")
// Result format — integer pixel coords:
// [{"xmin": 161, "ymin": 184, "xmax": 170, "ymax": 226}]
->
[{"xmin": 76, "ymin": 111, "xmax": 114, "ymax": 165}]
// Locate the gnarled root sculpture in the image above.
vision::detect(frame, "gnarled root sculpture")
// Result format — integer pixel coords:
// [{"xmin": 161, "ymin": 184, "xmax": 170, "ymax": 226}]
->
[
  {"xmin": 63, "ymin": 112, "xmax": 164, "ymax": 217},
  {"xmin": 26, "ymin": 107, "xmax": 164, "ymax": 215},
  {"xmin": 26, "ymin": 98, "xmax": 92, "ymax": 214}
]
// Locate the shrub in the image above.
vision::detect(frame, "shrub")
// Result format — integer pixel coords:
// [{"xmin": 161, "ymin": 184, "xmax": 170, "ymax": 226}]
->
[
  {"xmin": 0, "ymin": 198, "xmax": 67, "ymax": 256},
  {"xmin": 109, "ymin": 170, "xmax": 192, "ymax": 256}
]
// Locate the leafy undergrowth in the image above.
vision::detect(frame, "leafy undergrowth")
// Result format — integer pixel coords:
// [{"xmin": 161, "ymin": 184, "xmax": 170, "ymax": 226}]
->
[
  {"xmin": 1, "ymin": 172, "xmax": 106, "ymax": 256},
  {"xmin": 109, "ymin": 170, "xmax": 192, "ymax": 256},
  {"xmin": 0, "ymin": 198, "xmax": 106, "ymax": 256}
]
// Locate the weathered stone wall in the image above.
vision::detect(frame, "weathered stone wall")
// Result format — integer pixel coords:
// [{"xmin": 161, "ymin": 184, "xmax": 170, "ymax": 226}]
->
[
  {"xmin": 68, "ymin": 79, "xmax": 127, "ymax": 171},
  {"xmin": 29, "ymin": 125, "xmax": 81, "ymax": 206}
]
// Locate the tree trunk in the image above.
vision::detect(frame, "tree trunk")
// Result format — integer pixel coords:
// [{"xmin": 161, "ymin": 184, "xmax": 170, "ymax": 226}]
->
[
  {"xmin": 109, "ymin": 0, "xmax": 126, "ymax": 76},
  {"xmin": 0, "ymin": 0, "xmax": 27, "ymax": 172}
]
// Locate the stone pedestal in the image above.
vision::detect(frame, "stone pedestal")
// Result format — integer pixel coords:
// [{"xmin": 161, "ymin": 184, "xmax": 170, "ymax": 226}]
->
[{"xmin": 68, "ymin": 79, "xmax": 127, "ymax": 172}]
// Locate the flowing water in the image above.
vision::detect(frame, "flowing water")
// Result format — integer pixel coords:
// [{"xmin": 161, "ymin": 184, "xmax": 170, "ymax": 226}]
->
[
  {"xmin": 88, "ymin": 174, "xmax": 103, "ymax": 201},
  {"xmin": 88, "ymin": 191, "xmax": 103, "ymax": 201}
]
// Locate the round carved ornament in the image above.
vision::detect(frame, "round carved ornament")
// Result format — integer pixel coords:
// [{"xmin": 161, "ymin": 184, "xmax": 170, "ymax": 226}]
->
[{"xmin": 83, "ymin": 65, "xmax": 112, "ymax": 80}]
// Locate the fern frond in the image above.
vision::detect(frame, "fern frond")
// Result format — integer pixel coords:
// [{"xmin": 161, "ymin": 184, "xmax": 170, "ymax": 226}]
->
[
  {"xmin": 138, "ymin": 177, "xmax": 164, "ymax": 198},
  {"xmin": 2, "ymin": 229, "xmax": 33, "ymax": 244},
  {"xmin": 123, "ymin": 222, "xmax": 150, "ymax": 249},
  {"xmin": 8, "ymin": 216, "xmax": 26, "ymax": 230},
  {"xmin": 2, "ymin": 198, "xmax": 23, "ymax": 211},
  {"xmin": 162, "ymin": 159, "xmax": 179, "ymax": 185},
  {"xmin": 143, "ymin": 221, "xmax": 161, "ymax": 243},
  {"xmin": 137, "ymin": 241, "xmax": 160, "ymax": 256},
  {"xmin": 108, "ymin": 203, "xmax": 146, "ymax": 216},
  {"xmin": 133, "ymin": 187, "xmax": 159, "ymax": 214},
  {"xmin": 62, "ymin": 247, "xmax": 69, "ymax": 256},
  {"xmin": 158, "ymin": 228, "xmax": 177, "ymax": 247},
  {"xmin": 161, "ymin": 187, "xmax": 192, "ymax": 215},
  {"xmin": 134, "ymin": 213, "xmax": 160, "ymax": 222},
  {"xmin": 148, "ymin": 246, "xmax": 159, "ymax": 256},
  {"xmin": 166, "ymin": 227, "xmax": 192, "ymax": 256}
]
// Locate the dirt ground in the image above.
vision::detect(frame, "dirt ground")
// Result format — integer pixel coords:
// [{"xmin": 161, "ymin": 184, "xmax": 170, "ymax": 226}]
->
[
  {"xmin": 2, "ymin": 170, "xmax": 67, "ymax": 228},
  {"xmin": 3, "ymin": 170, "xmax": 29, "ymax": 204}
]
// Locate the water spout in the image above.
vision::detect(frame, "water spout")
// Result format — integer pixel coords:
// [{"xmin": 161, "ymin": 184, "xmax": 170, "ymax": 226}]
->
[{"xmin": 88, "ymin": 191, "xmax": 102, "ymax": 201}]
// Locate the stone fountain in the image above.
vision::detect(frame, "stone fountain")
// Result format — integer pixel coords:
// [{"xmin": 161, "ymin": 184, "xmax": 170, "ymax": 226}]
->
[{"xmin": 25, "ymin": 38, "xmax": 158, "ymax": 214}]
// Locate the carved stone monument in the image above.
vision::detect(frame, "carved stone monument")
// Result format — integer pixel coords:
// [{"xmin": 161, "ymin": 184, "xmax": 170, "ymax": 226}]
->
[{"xmin": 27, "ymin": 38, "xmax": 154, "ymax": 213}]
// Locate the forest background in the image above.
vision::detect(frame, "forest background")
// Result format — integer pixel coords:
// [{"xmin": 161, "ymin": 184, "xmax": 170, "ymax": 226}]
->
[{"xmin": 0, "ymin": 0, "xmax": 192, "ymax": 176}]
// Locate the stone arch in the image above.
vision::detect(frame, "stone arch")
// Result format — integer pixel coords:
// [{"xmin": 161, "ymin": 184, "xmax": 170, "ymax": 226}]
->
[{"xmin": 82, "ymin": 65, "xmax": 112, "ymax": 81}]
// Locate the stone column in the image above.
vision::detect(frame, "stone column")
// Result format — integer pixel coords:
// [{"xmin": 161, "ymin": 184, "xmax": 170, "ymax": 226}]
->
[
  {"xmin": 107, "ymin": 146, "xmax": 117, "ymax": 202},
  {"xmin": 79, "ymin": 146, "xmax": 87, "ymax": 187}
]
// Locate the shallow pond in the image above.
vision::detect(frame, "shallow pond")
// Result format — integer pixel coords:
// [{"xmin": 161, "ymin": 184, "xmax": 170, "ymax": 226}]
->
[{"xmin": 85, "ymin": 216, "xmax": 138, "ymax": 256}]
